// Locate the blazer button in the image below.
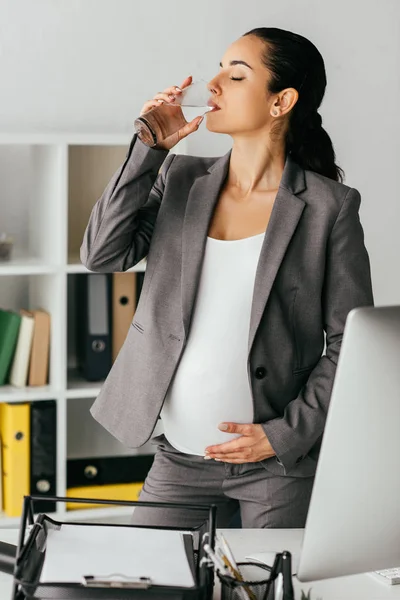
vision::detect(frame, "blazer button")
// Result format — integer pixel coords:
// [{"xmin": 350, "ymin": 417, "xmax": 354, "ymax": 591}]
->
[{"xmin": 255, "ymin": 366, "xmax": 267, "ymax": 379}]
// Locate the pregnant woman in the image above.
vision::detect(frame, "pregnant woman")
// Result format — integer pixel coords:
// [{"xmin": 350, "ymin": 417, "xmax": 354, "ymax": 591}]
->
[{"xmin": 81, "ymin": 27, "xmax": 374, "ymax": 529}]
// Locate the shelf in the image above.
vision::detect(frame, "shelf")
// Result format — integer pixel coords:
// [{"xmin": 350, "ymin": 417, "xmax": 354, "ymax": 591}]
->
[
  {"xmin": 0, "ymin": 384, "xmax": 59, "ymax": 402},
  {"xmin": 0, "ymin": 136, "xmax": 185, "ymax": 526},
  {"xmin": 0, "ymin": 257, "xmax": 59, "ymax": 275},
  {"xmin": 0, "ymin": 145, "xmax": 67, "ymax": 267},
  {"xmin": 66, "ymin": 369, "xmax": 103, "ymax": 399},
  {"xmin": 66, "ymin": 256, "xmax": 147, "ymax": 274},
  {"xmin": 0, "ymin": 258, "xmax": 147, "ymax": 275}
]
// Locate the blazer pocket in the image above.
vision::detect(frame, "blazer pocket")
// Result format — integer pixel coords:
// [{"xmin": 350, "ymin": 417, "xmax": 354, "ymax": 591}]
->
[
  {"xmin": 260, "ymin": 454, "xmax": 318, "ymax": 478},
  {"xmin": 131, "ymin": 321, "xmax": 144, "ymax": 334},
  {"xmin": 292, "ymin": 364, "xmax": 315, "ymax": 376}
]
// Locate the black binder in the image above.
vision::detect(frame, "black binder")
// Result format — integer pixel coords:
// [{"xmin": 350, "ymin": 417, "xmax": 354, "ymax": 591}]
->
[
  {"xmin": 67, "ymin": 454, "xmax": 155, "ymax": 487},
  {"xmin": 6, "ymin": 495, "xmax": 216, "ymax": 600},
  {"xmin": 76, "ymin": 273, "xmax": 112, "ymax": 381},
  {"xmin": 30, "ymin": 400, "xmax": 57, "ymax": 513},
  {"xmin": 136, "ymin": 272, "xmax": 146, "ymax": 306}
]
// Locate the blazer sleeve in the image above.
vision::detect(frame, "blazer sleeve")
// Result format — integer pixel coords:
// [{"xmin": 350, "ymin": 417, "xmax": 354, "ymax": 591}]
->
[
  {"xmin": 80, "ymin": 134, "xmax": 175, "ymax": 272},
  {"xmin": 261, "ymin": 187, "xmax": 374, "ymax": 474}
]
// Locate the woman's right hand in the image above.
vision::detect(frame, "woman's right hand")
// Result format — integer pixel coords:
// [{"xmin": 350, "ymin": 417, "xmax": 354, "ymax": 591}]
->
[{"xmin": 139, "ymin": 76, "xmax": 204, "ymax": 151}]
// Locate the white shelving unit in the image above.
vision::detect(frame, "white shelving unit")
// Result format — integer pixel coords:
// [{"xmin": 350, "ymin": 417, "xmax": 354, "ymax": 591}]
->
[{"xmin": 0, "ymin": 133, "xmax": 186, "ymax": 527}]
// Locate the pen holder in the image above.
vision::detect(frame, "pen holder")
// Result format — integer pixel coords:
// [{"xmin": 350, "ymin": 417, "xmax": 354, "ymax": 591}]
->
[{"xmin": 218, "ymin": 561, "xmax": 275, "ymax": 600}]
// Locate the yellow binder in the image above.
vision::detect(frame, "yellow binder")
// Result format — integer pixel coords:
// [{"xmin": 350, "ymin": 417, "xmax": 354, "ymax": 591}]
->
[
  {"xmin": 112, "ymin": 272, "xmax": 137, "ymax": 363},
  {"xmin": 0, "ymin": 402, "xmax": 30, "ymax": 517},
  {"xmin": 66, "ymin": 482, "xmax": 143, "ymax": 510}
]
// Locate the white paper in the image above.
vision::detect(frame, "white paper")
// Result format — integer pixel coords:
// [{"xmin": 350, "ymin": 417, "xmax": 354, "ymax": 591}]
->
[
  {"xmin": 40, "ymin": 524, "xmax": 195, "ymax": 588},
  {"xmin": 245, "ymin": 551, "xmax": 299, "ymax": 575}
]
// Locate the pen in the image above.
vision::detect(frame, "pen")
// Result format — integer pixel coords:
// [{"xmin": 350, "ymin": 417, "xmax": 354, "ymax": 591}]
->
[
  {"xmin": 215, "ymin": 536, "xmax": 256, "ymax": 600},
  {"xmin": 204, "ymin": 543, "xmax": 251, "ymax": 600},
  {"xmin": 215, "ymin": 547, "xmax": 251, "ymax": 600},
  {"xmin": 215, "ymin": 544, "xmax": 244, "ymax": 582},
  {"xmin": 216, "ymin": 533, "xmax": 242, "ymax": 577},
  {"xmin": 281, "ymin": 551, "xmax": 294, "ymax": 600},
  {"xmin": 203, "ymin": 543, "xmax": 230, "ymax": 574},
  {"xmin": 275, "ymin": 572, "xmax": 283, "ymax": 600}
]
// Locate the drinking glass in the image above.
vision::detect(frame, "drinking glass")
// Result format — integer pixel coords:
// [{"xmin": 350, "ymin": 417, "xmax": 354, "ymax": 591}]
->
[{"xmin": 134, "ymin": 79, "xmax": 216, "ymax": 147}]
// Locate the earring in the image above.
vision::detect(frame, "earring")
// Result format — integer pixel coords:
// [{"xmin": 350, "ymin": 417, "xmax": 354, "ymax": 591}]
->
[{"xmin": 273, "ymin": 110, "xmax": 278, "ymax": 116}]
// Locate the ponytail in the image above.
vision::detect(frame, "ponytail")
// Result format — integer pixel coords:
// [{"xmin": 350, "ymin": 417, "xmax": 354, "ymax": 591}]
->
[
  {"xmin": 244, "ymin": 27, "xmax": 345, "ymax": 183},
  {"xmin": 288, "ymin": 109, "xmax": 344, "ymax": 182}
]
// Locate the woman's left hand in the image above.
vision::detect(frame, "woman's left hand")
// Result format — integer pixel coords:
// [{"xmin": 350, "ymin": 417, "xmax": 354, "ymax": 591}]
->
[{"xmin": 204, "ymin": 423, "xmax": 276, "ymax": 464}]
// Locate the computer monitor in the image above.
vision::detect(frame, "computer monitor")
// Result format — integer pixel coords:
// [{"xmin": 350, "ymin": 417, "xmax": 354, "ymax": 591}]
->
[{"xmin": 297, "ymin": 305, "xmax": 400, "ymax": 582}]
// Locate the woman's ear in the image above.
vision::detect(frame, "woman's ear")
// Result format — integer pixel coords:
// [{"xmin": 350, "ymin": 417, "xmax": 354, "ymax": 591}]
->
[{"xmin": 279, "ymin": 88, "xmax": 299, "ymax": 116}]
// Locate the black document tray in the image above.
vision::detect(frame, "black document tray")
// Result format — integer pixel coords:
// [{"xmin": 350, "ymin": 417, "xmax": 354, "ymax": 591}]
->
[{"xmin": 8, "ymin": 495, "xmax": 217, "ymax": 600}]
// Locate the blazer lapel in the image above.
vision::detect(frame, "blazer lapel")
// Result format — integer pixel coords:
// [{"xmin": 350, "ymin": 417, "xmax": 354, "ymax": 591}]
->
[
  {"xmin": 181, "ymin": 150, "xmax": 231, "ymax": 339},
  {"xmin": 181, "ymin": 151, "xmax": 307, "ymax": 356},
  {"xmin": 247, "ymin": 179, "xmax": 306, "ymax": 358}
]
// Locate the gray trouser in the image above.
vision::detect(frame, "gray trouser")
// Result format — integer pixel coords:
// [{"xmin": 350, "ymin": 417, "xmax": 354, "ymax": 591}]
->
[{"xmin": 131, "ymin": 434, "xmax": 315, "ymax": 529}]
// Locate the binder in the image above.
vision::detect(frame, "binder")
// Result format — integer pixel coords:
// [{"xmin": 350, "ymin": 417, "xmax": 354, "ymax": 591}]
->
[
  {"xmin": 30, "ymin": 400, "xmax": 57, "ymax": 513},
  {"xmin": 76, "ymin": 273, "xmax": 112, "ymax": 381},
  {"xmin": 9, "ymin": 495, "xmax": 216, "ymax": 600},
  {"xmin": 66, "ymin": 482, "xmax": 144, "ymax": 510},
  {"xmin": 28, "ymin": 309, "xmax": 51, "ymax": 387},
  {"xmin": 112, "ymin": 272, "xmax": 137, "ymax": 362},
  {"xmin": 9, "ymin": 310, "xmax": 35, "ymax": 388},
  {"xmin": 136, "ymin": 272, "xmax": 145, "ymax": 305},
  {"xmin": 0, "ymin": 309, "xmax": 21, "ymax": 385},
  {"xmin": 67, "ymin": 453, "xmax": 154, "ymax": 487},
  {"xmin": 0, "ymin": 540, "xmax": 16, "ymax": 576},
  {"xmin": 0, "ymin": 434, "xmax": 2, "ymax": 512},
  {"xmin": 0, "ymin": 403, "xmax": 30, "ymax": 517}
]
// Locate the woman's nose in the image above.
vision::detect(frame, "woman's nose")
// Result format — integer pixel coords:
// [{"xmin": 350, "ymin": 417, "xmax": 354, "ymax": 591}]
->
[{"xmin": 207, "ymin": 80, "xmax": 220, "ymax": 95}]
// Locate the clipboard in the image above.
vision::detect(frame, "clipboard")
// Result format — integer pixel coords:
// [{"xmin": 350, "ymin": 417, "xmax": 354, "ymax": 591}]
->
[{"xmin": 7, "ymin": 494, "xmax": 217, "ymax": 600}]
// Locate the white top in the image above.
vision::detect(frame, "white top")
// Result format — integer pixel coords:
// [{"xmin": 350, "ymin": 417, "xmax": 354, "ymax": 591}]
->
[{"xmin": 160, "ymin": 231, "xmax": 265, "ymax": 455}]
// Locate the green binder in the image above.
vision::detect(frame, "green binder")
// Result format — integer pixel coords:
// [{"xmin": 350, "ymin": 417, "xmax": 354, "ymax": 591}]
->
[{"xmin": 0, "ymin": 309, "xmax": 22, "ymax": 385}]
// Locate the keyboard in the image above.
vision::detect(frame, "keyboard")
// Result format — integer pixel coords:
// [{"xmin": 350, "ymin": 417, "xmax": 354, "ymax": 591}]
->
[{"xmin": 368, "ymin": 567, "xmax": 400, "ymax": 585}]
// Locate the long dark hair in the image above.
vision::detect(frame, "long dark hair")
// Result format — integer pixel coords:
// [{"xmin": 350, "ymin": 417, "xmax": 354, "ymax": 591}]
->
[{"xmin": 244, "ymin": 27, "xmax": 344, "ymax": 183}]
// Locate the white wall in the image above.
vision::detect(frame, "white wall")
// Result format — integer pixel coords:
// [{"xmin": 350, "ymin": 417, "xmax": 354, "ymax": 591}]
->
[{"xmin": 0, "ymin": 0, "xmax": 399, "ymax": 305}]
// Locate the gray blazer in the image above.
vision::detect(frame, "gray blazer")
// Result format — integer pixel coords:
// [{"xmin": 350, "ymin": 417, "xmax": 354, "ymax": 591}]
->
[{"xmin": 81, "ymin": 134, "xmax": 374, "ymax": 477}]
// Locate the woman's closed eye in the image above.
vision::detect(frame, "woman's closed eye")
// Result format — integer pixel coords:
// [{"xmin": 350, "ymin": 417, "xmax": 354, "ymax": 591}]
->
[{"xmin": 230, "ymin": 76, "xmax": 245, "ymax": 81}]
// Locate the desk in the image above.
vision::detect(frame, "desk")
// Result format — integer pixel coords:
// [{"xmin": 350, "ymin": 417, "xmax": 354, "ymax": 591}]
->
[{"xmin": 1, "ymin": 528, "xmax": 399, "ymax": 600}]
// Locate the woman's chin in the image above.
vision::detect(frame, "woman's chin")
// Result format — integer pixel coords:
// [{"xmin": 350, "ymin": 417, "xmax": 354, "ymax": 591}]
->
[{"xmin": 205, "ymin": 115, "xmax": 231, "ymax": 134}]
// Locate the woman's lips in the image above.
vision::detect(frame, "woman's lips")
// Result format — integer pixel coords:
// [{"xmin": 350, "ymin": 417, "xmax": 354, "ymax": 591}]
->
[{"xmin": 207, "ymin": 99, "xmax": 221, "ymax": 111}]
